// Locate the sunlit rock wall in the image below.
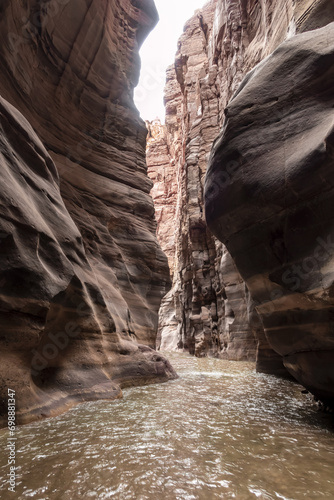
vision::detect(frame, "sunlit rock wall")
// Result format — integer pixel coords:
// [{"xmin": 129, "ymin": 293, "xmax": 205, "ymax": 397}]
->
[
  {"xmin": 146, "ymin": 119, "xmax": 179, "ymax": 350},
  {"xmin": 0, "ymin": 0, "xmax": 176, "ymax": 427}
]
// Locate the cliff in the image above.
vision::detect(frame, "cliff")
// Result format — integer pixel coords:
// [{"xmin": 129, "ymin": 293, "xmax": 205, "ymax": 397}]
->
[
  {"xmin": 206, "ymin": 21, "xmax": 334, "ymax": 406},
  {"xmin": 146, "ymin": 119, "xmax": 179, "ymax": 350},
  {"xmin": 148, "ymin": 0, "xmax": 334, "ymax": 380},
  {"xmin": 146, "ymin": 119, "xmax": 177, "ymax": 276},
  {"xmin": 0, "ymin": 0, "xmax": 176, "ymax": 427}
]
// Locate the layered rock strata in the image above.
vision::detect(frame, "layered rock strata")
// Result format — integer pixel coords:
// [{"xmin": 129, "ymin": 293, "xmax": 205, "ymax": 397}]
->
[
  {"xmin": 0, "ymin": 0, "xmax": 176, "ymax": 427},
  {"xmin": 146, "ymin": 119, "xmax": 177, "ymax": 275},
  {"xmin": 205, "ymin": 22, "xmax": 334, "ymax": 405},
  {"xmin": 146, "ymin": 119, "xmax": 179, "ymax": 350},
  {"xmin": 149, "ymin": 0, "xmax": 334, "ymax": 375}
]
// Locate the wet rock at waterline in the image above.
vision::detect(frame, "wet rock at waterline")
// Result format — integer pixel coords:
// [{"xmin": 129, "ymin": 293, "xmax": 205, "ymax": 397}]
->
[
  {"xmin": 0, "ymin": 0, "xmax": 176, "ymax": 427},
  {"xmin": 205, "ymin": 23, "xmax": 334, "ymax": 405}
]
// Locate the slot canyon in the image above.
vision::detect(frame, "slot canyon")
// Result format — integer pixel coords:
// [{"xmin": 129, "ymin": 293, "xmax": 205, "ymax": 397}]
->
[{"xmin": 0, "ymin": 0, "xmax": 334, "ymax": 498}]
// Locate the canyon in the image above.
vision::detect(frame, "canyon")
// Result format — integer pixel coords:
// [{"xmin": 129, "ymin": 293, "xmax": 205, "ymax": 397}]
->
[{"xmin": 0, "ymin": 0, "xmax": 334, "ymax": 428}]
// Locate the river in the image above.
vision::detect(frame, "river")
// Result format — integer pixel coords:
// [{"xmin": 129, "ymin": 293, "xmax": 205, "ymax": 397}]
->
[{"xmin": 1, "ymin": 353, "xmax": 334, "ymax": 499}]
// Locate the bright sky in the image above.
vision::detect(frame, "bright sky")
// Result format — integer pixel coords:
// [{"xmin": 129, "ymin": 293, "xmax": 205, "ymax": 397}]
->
[{"xmin": 134, "ymin": 0, "xmax": 206, "ymax": 122}]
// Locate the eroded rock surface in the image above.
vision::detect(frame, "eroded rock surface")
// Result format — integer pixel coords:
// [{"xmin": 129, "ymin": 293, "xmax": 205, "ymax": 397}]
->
[
  {"xmin": 0, "ymin": 0, "xmax": 176, "ymax": 427},
  {"xmin": 146, "ymin": 119, "xmax": 177, "ymax": 276},
  {"xmin": 205, "ymin": 22, "xmax": 334, "ymax": 404}
]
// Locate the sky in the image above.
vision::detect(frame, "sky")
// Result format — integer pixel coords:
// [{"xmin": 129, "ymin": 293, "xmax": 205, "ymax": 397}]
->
[{"xmin": 134, "ymin": 0, "xmax": 207, "ymax": 122}]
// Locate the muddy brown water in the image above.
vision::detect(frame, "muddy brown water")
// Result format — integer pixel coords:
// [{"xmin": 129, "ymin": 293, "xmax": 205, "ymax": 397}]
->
[{"xmin": 1, "ymin": 352, "xmax": 334, "ymax": 499}]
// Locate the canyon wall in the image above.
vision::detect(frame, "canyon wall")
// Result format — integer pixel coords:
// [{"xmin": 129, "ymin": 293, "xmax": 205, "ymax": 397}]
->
[
  {"xmin": 0, "ymin": 0, "xmax": 176, "ymax": 427},
  {"xmin": 148, "ymin": 0, "xmax": 334, "ymax": 377},
  {"xmin": 206, "ymin": 21, "xmax": 334, "ymax": 405},
  {"xmin": 146, "ymin": 119, "xmax": 179, "ymax": 350}
]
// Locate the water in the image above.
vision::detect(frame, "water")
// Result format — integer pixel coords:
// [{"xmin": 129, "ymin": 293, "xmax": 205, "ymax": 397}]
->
[{"xmin": 1, "ymin": 353, "xmax": 334, "ymax": 500}]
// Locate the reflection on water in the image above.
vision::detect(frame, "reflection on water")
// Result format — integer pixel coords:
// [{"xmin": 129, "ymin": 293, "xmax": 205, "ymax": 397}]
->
[{"xmin": 1, "ymin": 353, "xmax": 334, "ymax": 499}]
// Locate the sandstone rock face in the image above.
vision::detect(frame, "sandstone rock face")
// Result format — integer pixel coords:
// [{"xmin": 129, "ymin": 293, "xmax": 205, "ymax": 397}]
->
[
  {"xmin": 146, "ymin": 119, "xmax": 177, "ymax": 275},
  {"xmin": 0, "ymin": 0, "xmax": 176, "ymax": 427},
  {"xmin": 205, "ymin": 22, "xmax": 334, "ymax": 404},
  {"xmin": 146, "ymin": 119, "xmax": 179, "ymax": 351},
  {"xmin": 149, "ymin": 0, "xmax": 334, "ymax": 373},
  {"xmin": 152, "ymin": 2, "xmax": 241, "ymax": 358},
  {"xmin": 149, "ymin": 0, "xmax": 269, "ymax": 361}
]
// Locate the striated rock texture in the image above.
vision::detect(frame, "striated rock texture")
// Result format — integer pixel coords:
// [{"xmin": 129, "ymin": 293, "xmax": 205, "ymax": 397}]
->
[
  {"xmin": 146, "ymin": 119, "xmax": 177, "ymax": 275},
  {"xmin": 149, "ymin": 0, "xmax": 334, "ymax": 373},
  {"xmin": 153, "ymin": 2, "xmax": 237, "ymax": 358},
  {"xmin": 0, "ymin": 0, "xmax": 176, "ymax": 427},
  {"xmin": 146, "ymin": 119, "xmax": 179, "ymax": 350},
  {"xmin": 206, "ymin": 22, "xmax": 334, "ymax": 405}
]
